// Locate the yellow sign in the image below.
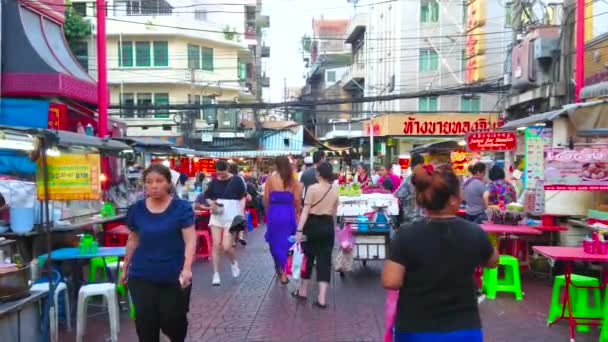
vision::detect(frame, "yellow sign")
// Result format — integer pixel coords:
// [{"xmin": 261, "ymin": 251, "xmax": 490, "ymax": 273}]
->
[
  {"xmin": 466, "ymin": 0, "xmax": 486, "ymax": 32},
  {"xmin": 364, "ymin": 113, "xmax": 501, "ymax": 137},
  {"xmin": 466, "ymin": 27, "xmax": 486, "ymax": 58},
  {"xmin": 466, "ymin": 55, "xmax": 486, "ymax": 83},
  {"xmin": 37, "ymin": 154, "xmax": 101, "ymax": 200}
]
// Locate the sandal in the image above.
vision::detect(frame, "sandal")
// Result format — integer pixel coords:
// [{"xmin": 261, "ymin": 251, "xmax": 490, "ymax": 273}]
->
[
  {"xmin": 313, "ymin": 300, "xmax": 328, "ymax": 309},
  {"xmin": 280, "ymin": 276, "xmax": 289, "ymax": 285},
  {"xmin": 291, "ymin": 290, "xmax": 307, "ymax": 301}
]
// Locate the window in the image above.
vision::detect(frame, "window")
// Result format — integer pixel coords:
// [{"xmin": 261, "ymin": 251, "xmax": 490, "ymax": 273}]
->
[
  {"xmin": 118, "ymin": 41, "xmax": 133, "ymax": 67},
  {"xmin": 202, "ymin": 96, "xmax": 215, "ymax": 123},
  {"xmin": 135, "ymin": 41, "xmax": 151, "ymax": 66},
  {"xmin": 461, "ymin": 96, "xmax": 481, "ymax": 112},
  {"xmin": 72, "ymin": 40, "xmax": 89, "ymax": 70},
  {"xmin": 187, "ymin": 44, "xmax": 201, "ymax": 69},
  {"xmin": 121, "ymin": 93, "xmax": 135, "ymax": 117},
  {"xmin": 136, "ymin": 93, "xmax": 152, "ymax": 117},
  {"xmin": 153, "ymin": 41, "xmax": 168, "ymax": 66},
  {"xmin": 154, "ymin": 93, "xmax": 170, "ymax": 118},
  {"xmin": 201, "ymin": 47, "xmax": 214, "ymax": 71},
  {"xmin": 326, "ymin": 70, "xmax": 336, "ymax": 83},
  {"xmin": 419, "ymin": 96, "xmax": 438, "ymax": 112},
  {"xmin": 419, "ymin": 49, "xmax": 438, "ymax": 72},
  {"xmin": 72, "ymin": 2, "xmax": 87, "ymax": 16},
  {"xmin": 195, "ymin": 9, "xmax": 207, "ymax": 21},
  {"xmin": 505, "ymin": 2, "xmax": 513, "ymax": 28},
  {"xmin": 420, "ymin": 0, "xmax": 439, "ymax": 23}
]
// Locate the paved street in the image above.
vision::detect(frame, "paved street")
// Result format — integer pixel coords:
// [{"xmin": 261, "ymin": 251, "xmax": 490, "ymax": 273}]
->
[{"xmin": 61, "ymin": 226, "xmax": 600, "ymax": 342}]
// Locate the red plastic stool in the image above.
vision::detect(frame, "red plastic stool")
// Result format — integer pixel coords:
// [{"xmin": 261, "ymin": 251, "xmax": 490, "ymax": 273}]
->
[
  {"xmin": 195, "ymin": 230, "xmax": 212, "ymax": 260},
  {"xmin": 498, "ymin": 236, "xmax": 530, "ymax": 270},
  {"xmin": 247, "ymin": 208, "xmax": 259, "ymax": 228}
]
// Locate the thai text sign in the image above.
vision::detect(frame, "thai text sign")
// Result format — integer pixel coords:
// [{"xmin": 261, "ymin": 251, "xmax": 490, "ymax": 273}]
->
[
  {"xmin": 544, "ymin": 148, "xmax": 608, "ymax": 191},
  {"xmin": 364, "ymin": 113, "xmax": 501, "ymax": 136},
  {"xmin": 37, "ymin": 154, "xmax": 101, "ymax": 200},
  {"xmin": 467, "ymin": 131, "xmax": 517, "ymax": 151}
]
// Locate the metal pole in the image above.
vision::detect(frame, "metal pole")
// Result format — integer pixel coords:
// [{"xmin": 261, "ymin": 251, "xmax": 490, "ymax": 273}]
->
[
  {"xmin": 97, "ymin": 0, "xmax": 108, "ymax": 137},
  {"xmin": 575, "ymin": 0, "xmax": 585, "ymax": 103}
]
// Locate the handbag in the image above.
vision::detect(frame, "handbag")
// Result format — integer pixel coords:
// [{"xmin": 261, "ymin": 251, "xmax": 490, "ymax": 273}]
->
[{"xmin": 285, "ymin": 242, "xmax": 307, "ymax": 280}]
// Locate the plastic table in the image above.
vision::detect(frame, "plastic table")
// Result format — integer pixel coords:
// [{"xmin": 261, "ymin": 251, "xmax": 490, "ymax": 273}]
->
[
  {"xmin": 480, "ymin": 223, "xmax": 542, "ymax": 235},
  {"xmin": 533, "ymin": 246, "xmax": 608, "ymax": 341},
  {"xmin": 37, "ymin": 247, "xmax": 125, "ymax": 265}
]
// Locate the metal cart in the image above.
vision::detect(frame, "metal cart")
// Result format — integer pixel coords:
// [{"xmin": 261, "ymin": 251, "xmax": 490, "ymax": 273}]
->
[{"xmin": 338, "ymin": 206, "xmax": 396, "ymax": 271}]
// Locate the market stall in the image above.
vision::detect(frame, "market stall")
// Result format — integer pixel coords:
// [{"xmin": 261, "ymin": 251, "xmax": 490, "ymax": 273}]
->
[{"xmin": 336, "ymin": 187, "xmax": 399, "ymax": 271}]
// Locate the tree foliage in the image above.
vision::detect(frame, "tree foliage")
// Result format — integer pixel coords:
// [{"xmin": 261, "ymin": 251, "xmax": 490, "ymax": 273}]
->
[{"xmin": 63, "ymin": 1, "xmax": 91, "ymax": 49}]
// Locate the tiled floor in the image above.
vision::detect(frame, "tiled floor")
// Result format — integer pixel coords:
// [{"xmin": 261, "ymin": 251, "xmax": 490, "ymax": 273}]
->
[{"xmin": 60, "ymin": 227, "xmax": 600, "ymax": 341}]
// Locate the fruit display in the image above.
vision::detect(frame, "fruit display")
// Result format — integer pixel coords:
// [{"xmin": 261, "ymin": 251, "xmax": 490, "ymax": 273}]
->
[
  {"xmin": 487, "ymin": 207, "xmax": 526, "ymax": 225},
  {"xmin": 339, "ymin": 184, "xmax": 362, "ymax": 197},
  {"xmin": 505, "ymin": 203, "xmax": 524, "ymax": 213},
  {"xmin": 360, "ymin": 185, "xmax": 391, "ymax": 194}
]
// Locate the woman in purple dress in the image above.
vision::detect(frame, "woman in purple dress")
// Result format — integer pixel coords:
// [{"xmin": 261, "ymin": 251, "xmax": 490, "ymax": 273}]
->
[{"xmin": 263, "ymin": 156, "xmax": 302, "ymax": 284}]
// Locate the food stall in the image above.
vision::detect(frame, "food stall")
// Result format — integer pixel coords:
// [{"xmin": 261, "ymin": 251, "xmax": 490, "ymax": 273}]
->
[
  {"xmin": 0, "ymin": 125, "xmax": 131, "ymax": 341},
  {"xmin": 336, "ymin": 185, "xmax": 399, "ymax": 271},
  {"xmin": 0, "ymin": 126, "xmax": 131, "ymax": 261}
]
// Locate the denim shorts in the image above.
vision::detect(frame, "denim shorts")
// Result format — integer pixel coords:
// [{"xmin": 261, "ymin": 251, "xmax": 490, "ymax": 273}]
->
[{"xmin": 394, "ymin": 329, "xmax": 483, "ymax": 342}]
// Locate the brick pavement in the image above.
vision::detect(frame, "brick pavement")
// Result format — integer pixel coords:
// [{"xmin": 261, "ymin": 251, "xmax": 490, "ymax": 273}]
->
[{"xmin": 61, "ymin": 227, "xmax": 600, "ymax": 341}]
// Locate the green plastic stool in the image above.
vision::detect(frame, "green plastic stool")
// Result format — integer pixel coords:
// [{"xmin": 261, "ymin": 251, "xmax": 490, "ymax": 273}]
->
[
  {"xmin": 548, "ymin": 274, "xmax": 602, "ymax": 333},
  {"xmin": 600, "ymin": 287, "xmax": 608, "ymax": 341},
  {"xmin": 88, "ymin": 256, "xmax": 119, "ymax": 282},
  {"xmin": 482, "ymin": 255, "xmax": 523, "ymax": 300}
]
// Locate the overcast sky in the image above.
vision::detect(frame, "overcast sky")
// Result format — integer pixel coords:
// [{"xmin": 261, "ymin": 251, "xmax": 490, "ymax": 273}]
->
[{"xmin": 263, "ymin": 0, "xmax": 358, "ymax": 102}]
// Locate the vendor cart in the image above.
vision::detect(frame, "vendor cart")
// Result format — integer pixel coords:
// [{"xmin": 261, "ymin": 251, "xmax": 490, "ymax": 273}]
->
[{"xmin": 337, "ymin": 194, "xmax": 399, "ymax": 271}]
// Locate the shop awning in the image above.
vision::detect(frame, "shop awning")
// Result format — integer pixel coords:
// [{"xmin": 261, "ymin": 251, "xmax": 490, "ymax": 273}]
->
[
  {"xmin": 198, "ymin": 150, "xmax": 302, "ymax": 158},
  {"xmin": 1, "ymin": 1, "xmax": 97, "ymax": 104},
  {"xmin": 116, "ymin": 137, "xmax": 174, "ymax": 147},
  {"xmin": 563, "ymin": 99, "xmax": 608, "ymax": 132},
  {"xmin": 410, "ymin": 140, "xmax": 462, "ymax": 154},
  {"xmin": 580, "ymin": 81, "xmax": 608, "ymax": 100},
  {"xmin": 51, "ymin": 131, "xmax": 131, "ymax": 152},
  {"xmin": 501, "ymin": 108, "xmax": 568, "ymax": 129}
]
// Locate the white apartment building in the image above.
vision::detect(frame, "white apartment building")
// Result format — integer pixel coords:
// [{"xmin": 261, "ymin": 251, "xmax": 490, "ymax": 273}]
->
[
  {"xmin": 73, "ymin": 0, "xmax": 267, "ymax": 140},
  {"xmin": 344, "ymin": 0, "xmax": 512, "ymax": 114}
]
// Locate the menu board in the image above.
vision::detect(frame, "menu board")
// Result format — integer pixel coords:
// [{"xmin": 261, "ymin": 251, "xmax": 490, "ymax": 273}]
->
[
  {"xmin": 37, "ymin": 154, "xmax": 101, "ymax": 200},
  {"xmin": 524, "ymin": 127, "xmax": 552, "ymax": 189},
  {"xmin": 544, "ymin": 147, "xmax": 608, "ymax": 191},
  {"xmin": 192, "ymin": 158, "xmax": 216, "ymax": 174}
]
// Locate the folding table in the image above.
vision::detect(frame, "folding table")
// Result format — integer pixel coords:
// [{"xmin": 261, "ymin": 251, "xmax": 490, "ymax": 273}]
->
[{"xmin": 533, "ymin": 246, "xmax": 608, "ymax": 342}]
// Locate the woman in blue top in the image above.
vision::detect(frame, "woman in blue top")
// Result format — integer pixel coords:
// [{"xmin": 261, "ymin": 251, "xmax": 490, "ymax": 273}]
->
[{"xmin": 120, "ymin": 163, "xmax": 196, "ymax": 342}]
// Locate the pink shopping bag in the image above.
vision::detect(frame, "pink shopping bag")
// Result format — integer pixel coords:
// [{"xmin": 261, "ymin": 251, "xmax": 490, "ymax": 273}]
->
[{"xmin": 384, "ymin": 290, "xmax": 399, "ymax": 342}]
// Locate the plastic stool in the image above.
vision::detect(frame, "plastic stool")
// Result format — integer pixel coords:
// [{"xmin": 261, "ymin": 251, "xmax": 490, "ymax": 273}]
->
[
  {"xmin": 547, "ymin": 274, "xmax": 601, "ymax": 333},
  {"xmin": 498, "ymin": 236, "xmax": 530, "ymax": 271},
  {"xmin": 31, "ymin": 281, "xmax": 71, "ymax": 340},
  {"xmin": 76, "ymin": 283, "xmax": 120, "ymax": 342},
  {"xmin": 483, "ymin": 255, "xmax": 523, "ymax": 300},
  {"xmin": 107, "ymin": 261, "xmax": 126, "ymax": 297},
  {"xmin": 195, "ymin": 230, "xmax": 212, "ymax": 260},
  {"xmin": 88, "ymin": 257, "xmax": 119, "ymax": 282}
]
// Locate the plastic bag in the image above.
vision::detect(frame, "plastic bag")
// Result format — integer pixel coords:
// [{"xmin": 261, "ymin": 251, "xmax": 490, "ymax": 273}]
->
[
  {"xmin": 336, "ymin": 224, "xmax": 355, "ymax": 251},
  {"xmin": 384, "ymin": 290, "xmax": 399, "ymax": 342},
  {"xmin": 285, "ymin": 243, "xmax": 307, "ymax": 280},
  {"xmin": 334, "ymin": 248, "xmax": 354, "ymax": 272}
]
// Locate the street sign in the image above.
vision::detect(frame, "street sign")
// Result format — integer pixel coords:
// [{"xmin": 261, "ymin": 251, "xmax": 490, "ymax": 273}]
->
[{"xmin": 467, "ymin": 131, "xmax": 517, "ymax": 151}]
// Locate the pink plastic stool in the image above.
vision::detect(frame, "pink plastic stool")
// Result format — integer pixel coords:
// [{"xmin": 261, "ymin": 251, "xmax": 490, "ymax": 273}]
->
[{"xmin": 195, "ymin": 230, "xmax": 212, "ymax": 260}]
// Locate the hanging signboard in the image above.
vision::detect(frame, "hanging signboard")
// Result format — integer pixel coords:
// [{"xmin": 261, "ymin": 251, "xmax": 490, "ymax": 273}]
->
[
  {"xmin": 451, "ymin": 150, "xmax": 480, "ymax": 176},
  {"xmin": 524, "ymin": 127, "xmax": 552, "ymax": 189},
  {"xmin": 467, "ymin": 131, "xmax": 517, "ymax": 151},
  {"xmin": 192, "ymin": 158, "xmax": 216, "ymax": 174},
  {"xmin": 36, "ymin": 154, "xmax": 101, "ymax": 200},
  {"xmin": 544, "ymin": 147, "xmax": 608, "ymax": 191}
]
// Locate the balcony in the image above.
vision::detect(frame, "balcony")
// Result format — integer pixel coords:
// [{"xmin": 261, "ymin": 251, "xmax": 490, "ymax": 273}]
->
[
  {"xmin": 341, "ymin": 62, "xmax": 365, "ymax": 90},
  {"xmin": 107, "ymin": 68, "xmax": 241, "ymax": 90}
]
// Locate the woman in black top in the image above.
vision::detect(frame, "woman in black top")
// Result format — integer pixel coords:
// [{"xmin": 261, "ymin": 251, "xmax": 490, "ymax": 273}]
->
[{"xmin": 382, "ymin": 164, "xmax": 498, "ymax": 342}]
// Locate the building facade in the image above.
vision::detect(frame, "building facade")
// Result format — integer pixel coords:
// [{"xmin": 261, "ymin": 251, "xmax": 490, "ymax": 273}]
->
[{"xmin": 74, "ymin": 0, "xmax": 269, "ymax": 145}]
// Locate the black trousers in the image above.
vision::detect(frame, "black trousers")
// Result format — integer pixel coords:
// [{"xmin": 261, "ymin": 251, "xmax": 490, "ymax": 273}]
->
[
  {"xmin": 302, "ymin": 214, "xmax": 335, "ymax": 283},
  {"xmin": 128, "ymin": 277, "xmax": 191, "ymax": 342}
]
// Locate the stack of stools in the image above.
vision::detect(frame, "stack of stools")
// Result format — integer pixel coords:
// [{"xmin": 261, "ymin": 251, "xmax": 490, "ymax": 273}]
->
[
  {"xmin": 195, "ymin": 229, "xmax": 212, "ymax": 260},
  {"xmin": 31, "ymin": 281, "xmax": 71, "ymax": 341},
  {"xmin": 547, "ymin": 274, "xmax": 602, "ymax": 333},
  {"xmin": 482, "ymin": 255, "xmax": 523, "ymax": 300}
]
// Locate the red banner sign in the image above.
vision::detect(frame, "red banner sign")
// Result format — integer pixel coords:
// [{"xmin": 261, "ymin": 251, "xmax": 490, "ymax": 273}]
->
[
  {"xmin": 48, "ymin": 103, "xmax": 68, "ymax": 130},
  {"xmin": 544, "ymin": 148, "xmax": 608, "ymax": 191},
  {"xmin": 467, "ymin": 131, "xmax": 517, "ymax": 151}
]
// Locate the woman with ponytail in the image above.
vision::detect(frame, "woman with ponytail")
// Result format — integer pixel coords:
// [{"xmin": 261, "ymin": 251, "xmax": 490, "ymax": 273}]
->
[{"xmin": 382, "ymin": 164, "xmax": 499, "ymax": 342}]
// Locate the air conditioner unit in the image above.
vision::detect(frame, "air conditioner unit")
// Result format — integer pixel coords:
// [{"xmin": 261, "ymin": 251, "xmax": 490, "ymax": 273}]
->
[{"xmin": 534, "ymin": 37, "xmax": 560, "ymax": 60}]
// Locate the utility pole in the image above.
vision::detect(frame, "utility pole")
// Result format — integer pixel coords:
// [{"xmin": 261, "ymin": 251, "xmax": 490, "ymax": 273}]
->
[
  {"xmin": 96, "ymin": 0, "xmax": 108, "ymax": 138},
  {"xmin": 255, "ymin": 0, "xmax": 263, "ymax": 103},
  {"xmin": 575, "ymin": 0, "xmax": 585, "ymax": 102}
]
